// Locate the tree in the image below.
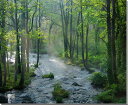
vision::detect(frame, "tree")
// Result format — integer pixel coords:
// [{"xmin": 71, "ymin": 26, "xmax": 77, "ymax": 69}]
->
[
  {"xmin": 36, "ymin": 0, "xmax": 41, "ymax": 67},
  {"xmin": 14, "ymin": 0, "xmax": 21, "ymax": 82},
  {"xmin": 0, "ymin": 0, "xmax": 7, "ymax": 87},
  {"xmin": 80, "ymin": 0, "xmax": 85, "ymax": 67}
]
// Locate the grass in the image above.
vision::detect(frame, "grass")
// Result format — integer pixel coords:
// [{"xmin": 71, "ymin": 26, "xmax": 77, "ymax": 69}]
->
[
  {"xmin": 42, "ymin": 73, "xmax": 54, "ymax": 79},
  {"xmin": 52, "ymin": 83, "xmax": 69, "ymax": 103}
]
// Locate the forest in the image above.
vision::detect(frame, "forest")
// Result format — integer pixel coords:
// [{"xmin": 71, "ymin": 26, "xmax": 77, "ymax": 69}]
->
[{"xmin": 0, "ymin": 0, "xmax": 126, "ymax": 104}]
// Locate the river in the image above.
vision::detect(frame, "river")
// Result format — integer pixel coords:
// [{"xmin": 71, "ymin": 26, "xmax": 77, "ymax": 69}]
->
[{"xmin": 5, "ymin": 53, "xmax": 102, "ymax": 104}]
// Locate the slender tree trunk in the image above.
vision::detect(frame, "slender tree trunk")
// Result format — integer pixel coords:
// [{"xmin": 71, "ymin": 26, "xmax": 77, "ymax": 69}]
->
[
  {"xmin": 14, "ymin": 0, "xmax": 21, "ymax": 81},
  {"xmin": 76, "ymin": 13, "xmax": 80, "ymax": 59},
  {"xmin": 0, "ymin": 63, "xmax": 2, "ymax": 87},
  {"xmin": 60, "ymin": 0, "xmax": 69, "ymax": 58},
  {"xmin": 94, "ymin": 25, "xmax": 99, "ymax": 54},
  {"xmin": 60, "ymin": 0, "xmax": 66, "ymax": 57},
  {"xmin": 36, "ymin": 0, "xmax": 41, "ymax": 67},
  {"xmin": 19, "ymin": 0, "xmax": 26, "ymax": 87},
  {"xmin": 1, "ymin": 0, "xmax": 6, "ymax": 86},
  {"xmin": 70, "ymin": 0, "xmax": 73, "ymax": 59},
  {"xmin": 26, "ymin": 0, "xmax": 30, "ymax": 72},
  {"xmin": 80, "ymin": 0, "xmax": 85, "ymax": 67},
  {"xmin": 0, "ymin": 39, "xmax": 2, "ymax": 87},
  {"xmin": 85, "ymin": 24, "xmax": 89, "ymax": 68},
  {"xmin": 6, "ymin": 51, "xmax": 10, "ymax": 79}
]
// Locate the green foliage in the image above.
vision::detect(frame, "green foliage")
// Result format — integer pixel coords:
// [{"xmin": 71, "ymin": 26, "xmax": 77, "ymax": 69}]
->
[
  {"xmin": 0, "ymin": 66, "xmax": 35, "ymax": 92},
  {"xmin": 29, "ymin": 68, "xmax": 36, "ymax": 77},
  {"xmin": 91, "ymin": 72, "xmax": 107, "ymax": 88},
  {"xmin": 96, "ymin": 90, "xmax": 114, "ymax": 103},
  {"xmin": 115, "ymin": 97, "xmax": 126, "ymax": 103},
  {"xmin": 42, "ymin": 73, "xmax": 54, "ymax": 79},
  {"xmin": 33, "ymin": 64, "xmax": 38, "ymax": 68},
  {"xmin": 52, "ymin": 83, "xmax": 69, "ymax": 103},
  {"xmin": 96, "ymin": 84, "xmax": 126, "ymax": 103},
  {"xmin": 117, "ymin": 73, "xmax": 126, "ymax": 93}
]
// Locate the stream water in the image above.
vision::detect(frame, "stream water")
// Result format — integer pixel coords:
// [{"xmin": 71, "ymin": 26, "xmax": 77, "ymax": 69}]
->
[{"xmin": 4, "ymin": 53, "xmax": 102, "ymax": 104}]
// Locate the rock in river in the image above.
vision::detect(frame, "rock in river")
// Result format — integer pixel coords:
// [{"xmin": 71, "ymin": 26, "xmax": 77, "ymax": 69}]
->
[
  {"xmin": 72, "ymin": 82, "xmax": 82, "ymax": 86},
  {"xmin": 0, "ymin": 93, "xmax": 8, "ymax": 103}
]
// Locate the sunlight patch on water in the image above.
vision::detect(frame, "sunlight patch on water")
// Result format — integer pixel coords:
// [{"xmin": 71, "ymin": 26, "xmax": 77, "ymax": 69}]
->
[
  {"xmin": 49, "ymin": 58, "xmax": 57, "ymax": 62},
  {"xmin": 49, "ymin": 58, "xmax": 66, "ymax": 68}
]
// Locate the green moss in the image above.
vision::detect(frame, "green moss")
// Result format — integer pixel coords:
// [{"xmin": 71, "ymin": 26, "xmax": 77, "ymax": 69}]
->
[
  {"xmin": 55, "ymin": 97, "xmax": 63, "ymax": 103},
  {"xmin": 42, "ymin": 73, "xmax": 54, "ymax": 79},
  {"xmin": 30, "ymin": 72, "xmax": 36, "ymax": 77},
  {"xmin": 52, "ymin": 83, "xmax": 69, "ymax": 103}
]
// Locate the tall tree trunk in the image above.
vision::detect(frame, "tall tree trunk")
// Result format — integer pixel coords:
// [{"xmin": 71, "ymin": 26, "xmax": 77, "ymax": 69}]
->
[
  {"xmin": 60, "ymin": 0, "xmax": 69, "ymax": 58},
  {"xmin": 36, "ymin": 0, "xmax": 41, "ymax": 67},
  {"xmin": 19, "ymin": 0, "xmax": 26, "ymax": 87},
  {"xmin": 14, "ymin": 0, "xmax": 21, "ymax": 82},
  {"xmin": 70, "ymin": 0, "xmax": 73, "ymax": 59},
  {"xmin": 80, "ymin": 0, "xmax": 85, "ymax": 67},
  {"xmin": 76, "ymin": 12, "xmax": 80, "ymax": 59},
  {"xmin": 106, "ymin": 0, "xmax": 114, "ymax": 84},
  {"xmin": 111, "ymin": 0, "xmax": 117, "ymax": 83},
  {"xmin": 26, "ymin": 0, "xmax": 30, "ymax": 72},
  {"xmin": 1, "ymin": 0, "xmax": 6, "ymax": 86},
  {"xmin": 116, "ymin": 0, "xmax": 126, "ymax": 91},
  {"xmin": 0, "ymin": 62, "xmax": 2, "ymax": 87},
  {"xmin": 60, "ymin": 0, "xmax": 66, "ymax": 57},
  {"xmin": 94, "ymin": 25, "xmax": 99, "ymax": 54},
  {"xmin": 85, "ymin": 24, "xmax": 89, "ymax": 68}
]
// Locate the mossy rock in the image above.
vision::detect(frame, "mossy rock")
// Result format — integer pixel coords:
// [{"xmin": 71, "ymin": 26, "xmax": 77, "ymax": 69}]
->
[
  {"xmin": 0, "ymin": 94, "xmax": 8, "ymax": 103},
  {"xmin": 30, "ymin": 72, "xmax": 36, "ymax": 77},
  {"xmin": 55, "ymin": 97, "xmax": 63, "ymax": 103},
  {"xmin": 33, "ymin": 64, "xmax": 38, "ymax": 68},
  {"xmin": 42, "ymin": 73, "xmax": 54, "ymax": 79},
  {"xmin": 52, "ymin": 83, "xmax": 69, "ymax": 103}
]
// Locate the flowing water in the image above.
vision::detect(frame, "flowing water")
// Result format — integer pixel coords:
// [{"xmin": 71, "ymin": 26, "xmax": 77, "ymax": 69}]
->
[{"xmin": 4, "ymin": 53, "xmax": 102, "ymax": 104}]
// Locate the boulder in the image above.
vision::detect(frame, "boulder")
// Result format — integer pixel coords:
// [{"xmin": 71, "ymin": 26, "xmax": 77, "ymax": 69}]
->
[
  {"xmin": 81, "ymin": 67, "xmax": 85, "ymax": 71},
  {"xmin": 72, "ymin": 82, "xmax": 82, "ymax": 86},
  {"xmin": 0, "ymin": 94, "xmax": 8, "ymax": 103}
]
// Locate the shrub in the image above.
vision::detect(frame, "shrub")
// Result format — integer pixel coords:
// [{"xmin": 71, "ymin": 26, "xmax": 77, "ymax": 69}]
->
[
  {"xmin": 91, "ymin": 72, "xmax": 107, "ymax": 88},
  {"xmin": 96, "ymin": 90, "xmax": 114, "ymax": 103},
  {"xmin": 96, "ymin": 84, "xmax": 126, "ymax": 103},
  {"xmin": 116, "ymin": 97, "xmax": 126, "ymax": 103},
  {"xmin": 52, "ymin": 83, "xmax": 69, "ymax": 103},
  {"xmin": 42, "ymin": 73, "xmax": 54, "ymax": 79}
]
